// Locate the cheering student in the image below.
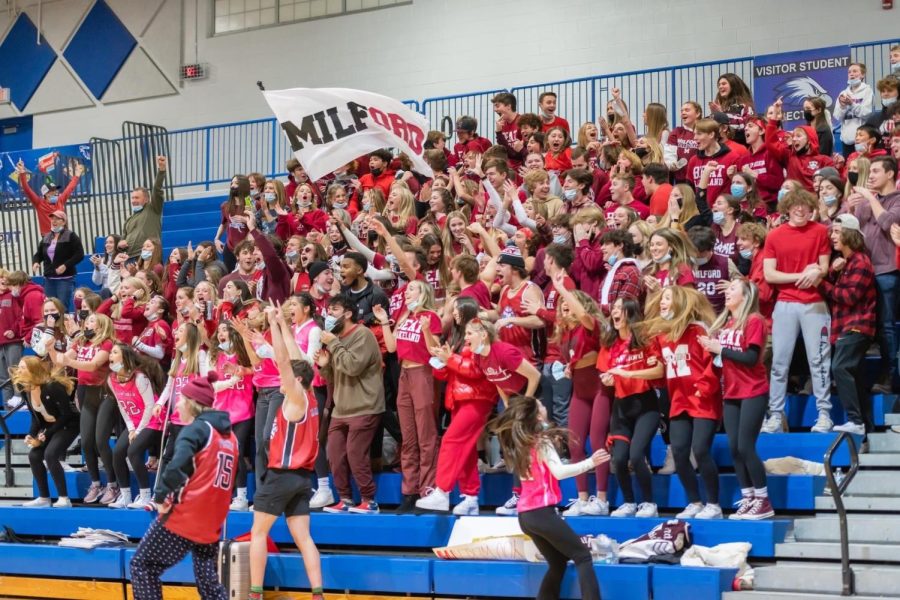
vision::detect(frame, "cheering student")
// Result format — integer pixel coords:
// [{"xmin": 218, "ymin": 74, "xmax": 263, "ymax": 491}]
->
[
  {"xmin": 248, "ymin": 307, "xmax": 323, "ymax": 600},
  {"xmin": 492, "ymin": 395, "xmax": 607, "ymax": 600},
  {"xmin": 130, "ymin": 372, "xmax": 237, "ymax": 600},
  {"xmin": 598, "ymin": 298, "xmax": 662, "ymax": 518},
  {"xmin": 700, "ymin": 279, "xmax": 774, "ymax": 520},
  {"xmin": 645, "ymin": 286, "xmax": 723, "ymax": 519},
  {"xmin": 106, "ymin": 343, "xmax": 166, "ymax": 509}
]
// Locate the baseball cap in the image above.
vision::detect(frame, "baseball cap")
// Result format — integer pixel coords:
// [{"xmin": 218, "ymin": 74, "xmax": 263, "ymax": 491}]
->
[
  {"xmin": 833, "ymin": 214, "xmax": 860, "ymax": 232},
  {"xmin": 455, "ymin": 116, "xmax": 478, "ymax": 133},
  {"xmin": 49, "ymin": 210, "xmax": 67, "ymax": 222},
  {"xmin": 41, "ymin": 183, "xmax": 59, "ymax": 196},
  {"xmin": 497, "ymin": 246, "xmax": 525, "ymax": 269}
]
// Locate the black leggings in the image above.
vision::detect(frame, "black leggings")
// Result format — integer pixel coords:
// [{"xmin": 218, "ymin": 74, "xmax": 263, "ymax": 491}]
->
[
  {"xmin": 610, "ymin": 391, "xmax": 659, "ymax": 504},
  {"xmin": 723, "ymin": 395, "xmax": 768, "ymax": 491},
  {"xmin": 314, "ymin": 385, "xmax": 330, "ymax": 478},
  {"xmin": 233, "ymin": 419, "xmax": 253, "ymax": 489},
  {"xmin": 161, "ymin": 424, "xmax": 183, "ymax": 469},
  {"xmin": 79, "ymin": 386, "xmax": 119, "ymax": 484},
  {"xmin": 670, "ymin": 414, "xmax": 719, "ymax": 504},
  {"xmin": 518, "ymin": 506, "xmax": 600, "ymax": 600},
  {"xmin": 114, "ymin": 427, "xmax": 161, "ymax": 490},
  {"xmin": 30, "ymin": 425, "xmax": 79, "ymax": 498}
]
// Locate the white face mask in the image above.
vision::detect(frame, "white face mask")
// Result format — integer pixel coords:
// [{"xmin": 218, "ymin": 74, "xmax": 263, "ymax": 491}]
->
[
  {"xmin": 218, "ymin": 341, "xmax": 232, "ymax": 352},
  {"xmin": 109, "ymin": 362, "xmax": 123, "ymax": 373},
  {"xmin": 178, "ymin": 344, "xmax": 187, "ymax": 353}
]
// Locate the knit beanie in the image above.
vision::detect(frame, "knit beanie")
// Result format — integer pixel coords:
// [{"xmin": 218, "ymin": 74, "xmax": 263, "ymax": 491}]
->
[{"xmin": 181, "ymin": 372, "xmax": 219, "ymax": 407}]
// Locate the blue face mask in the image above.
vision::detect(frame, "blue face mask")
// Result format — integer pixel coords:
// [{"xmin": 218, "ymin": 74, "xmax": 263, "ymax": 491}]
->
[
  {"xmin": 562, "ymin": 189, "xmax": 577, "ymax": 202},
  {"xmin": 654, "ymin": 252, "xmax": 672, "ymax": 265},
  {"xmin": 777, "ymin": 188, "xmax": 788, "ymax": 202},
  {"xmin": 884, "ymin": 97, "xmax": 898, "ymax": 107},
  {"xmin": 132, "ymin": 205, "xmax": 144, "ymax": 213},
  {"xmin": 848, "ymin": 78, "xmax": 862, "ymax": 87},
  {"xmin": 739, "ymin": 248, "xmax": 753, "ymax": 260},
  {"xmin": 324, "ymin": 315, "xmax": 341, "ymax": 332},
  {"xmin": 332, "ymin": 201, "xmax": 348, "ymax": 210},
  {"xmin": 855, "ymin": 142, "xmax": 869, "ymax": 153},
  {"xmin": 823, "ymin": 195, "xmax": 838, "ymax": 206},
  {"xmin": 730, "ymin": 184, "xmax": 746, "ymax": 198},
  {"xmin": 712, "ymin": 211, "xmax": 726, "ymax": 225},
  {"xmin": 474, "ymin": 343, "xmax": 486, "ymax": 354},
  {"xmin": 51, "ymin": 226, "xmax": 63, "ymax": 234},
  {"xmin": 48, "ymin": 195, "xmax": 59, "ymax": 205},
  {"xmin": 406, "ymin": 301, "xmax": 420, "ymax": 312},
  {"xmin": 286, "ymin": 250, "xmax": 298, "ymax": 260},
  {"xmin": 553, "ymin": 234, "xmax": 569, "ymax": 245},
  {"xmin": 606, "ymin": 254, "xmax": 618, "ymax": 266},
  {"xmin": 140, "ymin": 250, "xmax": 152, "ymax": 260},
  {"xmin": 263, "ymin": 192, "xmax": 276, "ymax": 202}
]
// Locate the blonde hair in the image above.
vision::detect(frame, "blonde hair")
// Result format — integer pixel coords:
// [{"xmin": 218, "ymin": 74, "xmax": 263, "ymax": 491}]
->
[
  {"xmin": 658, "ymin": 184, "xmax": 699, "ymax": 230},
  {"xmin": 170, "ymin": 322, "xmax": 202, "ymax": 377},
  {"xmin": 385, "ymin": 182, "xmax": 416, "ymax": 231},
  {"xmin": 846, "ymin": 157, "xmax": 870, "ymax": 199},
  {"xmin": 711, "ymin": 277, "xmax": 760, "ymax": 334},
  {"xmin": 645, "ymin": 228, "xmax": 695, "ymax": 279},
  {"xmin": 645, "ymin": 285, "xmax": 716, "ymax": 342},
  {"xmin": 404, "ymin": 280, "xmax": 436, "ymax": 312},
  {"xmin": 113, "ymin": 277, "xmax": 150, "ymax": 319},
  {"xmin": 86, "ymin": 314, "xmax": 116, "ymax": 346},
  {"xmin": 10, "ymin": 356, "xmax": 75, "ymax": 395},
  {"xmin": 645, "ymin": 103, "xmax": 669, "ymax": 142}
]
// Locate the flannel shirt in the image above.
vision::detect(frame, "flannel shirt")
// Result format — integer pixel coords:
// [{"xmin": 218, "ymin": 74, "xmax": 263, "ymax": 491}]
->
[{"xmin": 817, "ymin": 251, "xmax": 877, "ymax": 344}]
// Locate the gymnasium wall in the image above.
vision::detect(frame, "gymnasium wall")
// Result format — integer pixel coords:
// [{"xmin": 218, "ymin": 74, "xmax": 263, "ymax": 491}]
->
[{"xmin": 1, "ymin": 0, "xmax": 898, "ymax": 148}]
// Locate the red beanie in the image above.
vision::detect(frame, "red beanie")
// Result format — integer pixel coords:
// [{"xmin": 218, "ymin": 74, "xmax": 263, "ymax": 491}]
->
[{"xmin": 181, "ymin": 372, "xmax": 219, "ymax": 407}]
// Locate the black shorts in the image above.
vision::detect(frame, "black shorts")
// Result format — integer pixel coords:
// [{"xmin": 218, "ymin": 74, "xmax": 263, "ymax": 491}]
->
[
  {"xmin": 252, "ymin": 468, "xmax": 313, "ymax": 517},
  {"xmin": 609, "ymin": 390, "xmax": 659, "ymax": 441}
]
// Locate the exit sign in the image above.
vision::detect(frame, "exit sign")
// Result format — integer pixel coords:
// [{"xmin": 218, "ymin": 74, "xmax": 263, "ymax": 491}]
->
[{"xmin": 180, "ymin": 63, "xmax": 208, "ymax": 80}]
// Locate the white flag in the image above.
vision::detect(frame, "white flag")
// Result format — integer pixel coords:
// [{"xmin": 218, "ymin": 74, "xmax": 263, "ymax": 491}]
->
[{"xmin": 263, "ymin": 87, "xmax": 434, "ymax": 182}]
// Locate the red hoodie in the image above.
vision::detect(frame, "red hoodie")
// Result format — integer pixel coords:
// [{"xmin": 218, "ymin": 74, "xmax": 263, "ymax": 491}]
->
[
  {"xmin": 0, "ymin": 291, "xmax": 21, "ymax": 345},
  {"xmin": 765, "ymin": 123, "xmax": 832, "ymax": 192},
  {"xmin": 737, "ymin": 144, "xmax": 785, "ymax": 204},
  {"xmin": 16, "ymin": 282, "xmax": 45, "ymax": 344}
]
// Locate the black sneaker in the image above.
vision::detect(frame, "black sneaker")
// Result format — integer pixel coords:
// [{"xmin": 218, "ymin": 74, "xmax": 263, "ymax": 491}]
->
[{"xmin": 395, "ymin": 494, "xmax": 419, "ymax": 514}]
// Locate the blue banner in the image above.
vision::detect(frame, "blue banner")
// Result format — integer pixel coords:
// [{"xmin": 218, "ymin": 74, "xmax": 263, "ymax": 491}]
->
[
  {"xmin": 0, "ymin": 143, "xmax": 92, "ymax": 208},
  {"xmin": 753, "ymin": 45, "xmax": 851, "ymax": 133}
]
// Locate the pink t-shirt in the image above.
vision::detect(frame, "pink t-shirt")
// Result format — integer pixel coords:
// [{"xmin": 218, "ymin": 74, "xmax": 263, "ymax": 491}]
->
[
  {"xmin": 213, "ymin": 353, "xmax": 254, "ymax": 424},
  {"xmin": 395, "ymin": 310, "xmax": 442, "ymax": 364},
  {"xmin": 518, "ymin": 445, "xmax": 562, "ymax": 513},
  {"xmin": 251, "ymin": 336, "xmax": 281, "ymax": 389}
]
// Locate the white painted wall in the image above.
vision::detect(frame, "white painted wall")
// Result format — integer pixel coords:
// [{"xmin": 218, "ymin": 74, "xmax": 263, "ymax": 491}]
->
[{"xmin": 15, "ymin": 0, "xmax": 900, "ymax": 147}]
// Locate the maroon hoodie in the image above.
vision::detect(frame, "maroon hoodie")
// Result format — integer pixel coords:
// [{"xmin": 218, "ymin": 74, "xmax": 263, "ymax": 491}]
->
[
  {"xmin": 0, "ymin": 291, "xmax": 20, "ymax": 345},
  {"xmin": 16, "ymin": 282, "xmax": 45, "ymax": 344},
  {"xmin": 766, "ymin": 123, "xmax": 833, "ymax": 192},
  {"xmin": 687, "ymin": 143, "xmax": 739, "ymax": 203},
  {"xmin": 737, "ymin": 143, "xmax": 785, "ymax": 204}
]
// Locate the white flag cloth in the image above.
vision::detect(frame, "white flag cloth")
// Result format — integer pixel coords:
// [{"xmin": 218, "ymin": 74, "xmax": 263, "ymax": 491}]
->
[{"xmin": 263, "ymin": 87, "xmax": 434, "ymax": 182}]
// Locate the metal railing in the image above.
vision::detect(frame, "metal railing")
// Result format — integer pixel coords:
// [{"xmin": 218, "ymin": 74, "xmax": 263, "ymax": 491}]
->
[{"xmin": 823, "ymin": 431, "xmax": 861, "ymax": 597}]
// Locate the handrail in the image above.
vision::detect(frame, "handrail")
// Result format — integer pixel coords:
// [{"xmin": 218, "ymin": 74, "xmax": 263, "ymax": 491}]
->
[
  {"xmin": 823, "ymin": 431, "xmax": 861, "ymax": 597},
  {"xmin": 0, "ymin": 379, "xmax": 25, "ymax": 488}
]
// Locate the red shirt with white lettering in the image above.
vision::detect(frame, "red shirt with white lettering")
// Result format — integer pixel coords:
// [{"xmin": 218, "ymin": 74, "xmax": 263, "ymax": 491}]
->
[
  {"xmin": 475, "ymin": 341, "xmax": 528, "ymax": 395},
  {"xmin": 657, "ymin": 324, "xmax": 722, "ymax": 420},
  {"xmin": 717, "ymin": 314, "xmax": 769, "ymax": 399},
  {"xmin": 75, "ymin": 339, "xmax": 114, "ymax": 386},
  {"xmin": 666, "ymin": 126, "xmax": 698, "ymax": 182},
  {"xmin": 394, "ymin": 310, "xmax": 442, "ymax": 364},
  {"xmin": 597, "ymin": 335, "xmax": 661, "ymax": 398},
  {"xmin": 687, "ymin": 146, "xmax": 739, "ymax": 205}
]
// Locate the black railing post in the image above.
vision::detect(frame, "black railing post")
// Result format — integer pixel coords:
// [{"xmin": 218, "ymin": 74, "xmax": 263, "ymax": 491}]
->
[{"xmin": 824, "ymin": 431, "xmax": 861, "ymax": 596}]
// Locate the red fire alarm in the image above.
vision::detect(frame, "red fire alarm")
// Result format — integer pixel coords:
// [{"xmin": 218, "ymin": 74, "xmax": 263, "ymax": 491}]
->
[
  {"xmin": 180, "ymin": 63, "xmax": 209, "ymax": 80},
  {"xmin": 884, "ymin": 0, "xmax": 893, "ymax": 9}
]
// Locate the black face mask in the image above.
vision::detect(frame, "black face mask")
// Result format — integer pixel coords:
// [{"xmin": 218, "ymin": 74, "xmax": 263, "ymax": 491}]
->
[
  {"xmin": 803, "ymin": 110, "xmax": 814, "ymax": 123},
  {"xmin": 370, "ymin": 168, "xmax": 383, "ymax": 177},
  {"xmin": 848, "ymin": 171, "xmax": 859, "ymax": 186},
  {"xmin": 83, "ymin": 329, "xmax": 96, "ymax": 340},
  {"xmin": 77, "ymin": 309, "xmax": 89, "ymax": 322},
  {"xmin": 634, "ymin": 147, "xmax": 649, "ymax": 158},
  {"xmin": 45, "ymin": 313, "xmax": 60, "ymax": 323},
  {"xmin": 607, "ymin": 113, "xmax": 616, "ymax": 124}
]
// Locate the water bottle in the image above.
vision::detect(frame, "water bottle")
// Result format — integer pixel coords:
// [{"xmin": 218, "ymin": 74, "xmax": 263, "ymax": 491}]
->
[{"xmin": 834, "ymin": 467, "xmax": 845, "ymax": 488}]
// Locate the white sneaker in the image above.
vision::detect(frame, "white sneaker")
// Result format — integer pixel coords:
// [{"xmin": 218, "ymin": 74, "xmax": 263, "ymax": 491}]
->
[
  {"xmin": 310, "ymin": 485, "xmax": 335, "ymax": 510},
  {"xmin": 675, "ymin": 502, "xmax": 704, "ymax": 519},
  {"xmin": 5, "ymin": 396, "xmax": 23, "ymax": 410},
  {"xmin": 811, "ymin": 412, "xmax": 834, "ymax": 433},
  {"xmin": 833, "ymin": 421, "xmax": 865, "ymax": 435},
  {"xmin": 695, "ymin": 503, "xmax": 724, "ymax": 519},
  {"xmin": 562, "ymin": 498, "xmax": 590, "ymax": 516},
  {"xmin": 127, "ymin": 493, "xmax": 153, "ymax": 509},
  {"xmin": 583, "ymin": 495, "xmax": 609, "ymax": 516},
  {"xmin": 495, "ymin": 492, "xmax": 519, "ymax": 516},
  {"xmin": 229, "ymin": 496, "xmax": 250, "ymax": 511},
  {"xmin": 610, "ymin": 502, "xmax": 637, "ymax": 517},
  {"xmin": 109, "ymin": 490, "xmax": 132, "ymax": 509},
  {"xmin": 761, "ymin": 413, "xmax": 784, "ymax": 434},
  {"xmin": 658, "ymin": 447, "xmax": 676, "ymax": 474},
  {"xmin": 415, "ymin": 488, "xmax": 450, "ymax": 512},
  {"xmin": 53, "ymin": 497, "xmax": 72, "ymax": 508},
  {"xmin": 22, "ymin": 497, "xmax": 51, "ymax": 508},
  {"xmin": 452, "ymin": 494, "xmax": 480, "ymax": 516},
  {"xmin": 635, "ymin": 502, "xmax": 658, "ymax": 518},
  {"xmin": 60, "ymin": 461, "xmax": 77, "ymax": 473}
]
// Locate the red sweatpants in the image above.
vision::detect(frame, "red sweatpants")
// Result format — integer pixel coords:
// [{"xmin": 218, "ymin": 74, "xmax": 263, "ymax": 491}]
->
[
  {"xmin": 569, "ymin": 368, "xmax": 611, "ymax": 494},
  {"xmin": 326, "ymin": 413, "xmax": 380, "ymax": 500},
  {"xmin": 397, "ymin": 365, "xmax": 438, "ymax": 496},
  {"xmin": 435, "ymin": 400, "xmax": 494, "ymax": 495}
]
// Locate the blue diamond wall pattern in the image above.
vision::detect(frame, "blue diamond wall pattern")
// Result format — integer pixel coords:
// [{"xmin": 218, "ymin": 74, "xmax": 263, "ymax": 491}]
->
[
  {"xmin": 0, "ymin": 14, "xmax": 57, "ymax": 111},
  {"xmin": 63, "ymin": 0, "xmax": 136, "ymax": 100}
]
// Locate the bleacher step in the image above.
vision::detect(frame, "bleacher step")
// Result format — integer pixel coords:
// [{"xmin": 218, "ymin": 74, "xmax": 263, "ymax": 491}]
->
[
  {"xmin": 844, "ymin": 471, "xmax": 900, "ymax": 495},
  {"xmin": 866, "ymin": 431, "xmax": 900, "ymax": 453},
  {"xmin": 724, "ymin": 592, "xmax": 890, "ymax": 600},
  {"xmin": 858, "ymin": 452, "xmax": 900, "ymax": 467},
  {"xmin": 885, "ymin": 413, "xmax": 900, "ymax": 426},
  {"xmin": 793, "ymin": 515, "xmax": 900, "ymax": 544},
  {"xmin": 775, "ymin": 541, "xmax": 900, "ymax": 562},
  {"xmin": 0, "ymin": 485, "xmax": 35, "ymax": 498},
  {"xmin": 753, "ymin": 562, "xmax": 900, "ymax": 596},
  {"xmin": 815, "ymin": 494, "xmax": 900, "ymax": 512}
]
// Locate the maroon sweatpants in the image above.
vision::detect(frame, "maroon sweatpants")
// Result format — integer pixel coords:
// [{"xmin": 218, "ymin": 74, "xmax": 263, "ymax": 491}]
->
[
  {"xmin": 397, "ymin": 365, "xmax": 438, "ymax": 496},
  {"xmin": 326, "ymin": 412, "xmax": 381, "ymax": 500},
  {"xmin": 435, "ymin": 400, "xmax": 493, "ymax": 495},
  {"xmin": 569, "ymin": 367, "xmax": 611, "ymax": 494}
]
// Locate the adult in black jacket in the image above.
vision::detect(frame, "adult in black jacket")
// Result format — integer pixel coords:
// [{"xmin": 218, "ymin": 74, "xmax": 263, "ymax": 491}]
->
[
  {"xmin": 11, "ymin": 356, "xmax": 79, "ymax": 508},
  {"xmin": 31, "ymin": 210, "xmax": 84, "ymax": 311}
]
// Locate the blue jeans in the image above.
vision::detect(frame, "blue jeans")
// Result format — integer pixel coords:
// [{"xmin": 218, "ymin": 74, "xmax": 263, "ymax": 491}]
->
[
  {"xmin": 875, "ymin": 272, "xmax": 899, "ymax": 379},
  {"xmin": 541, "ymin": 363, "xmax": 572, "ymax": 428},
  {"xmin": 43, "ymin": 277, "xmax": 75, "ymax": 312}
]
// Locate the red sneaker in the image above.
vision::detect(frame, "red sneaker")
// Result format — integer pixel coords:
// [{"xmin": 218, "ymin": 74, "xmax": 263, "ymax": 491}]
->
[{"xmin": 742, "ymin": 496, "xmax": 775, "ymax": 520}]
